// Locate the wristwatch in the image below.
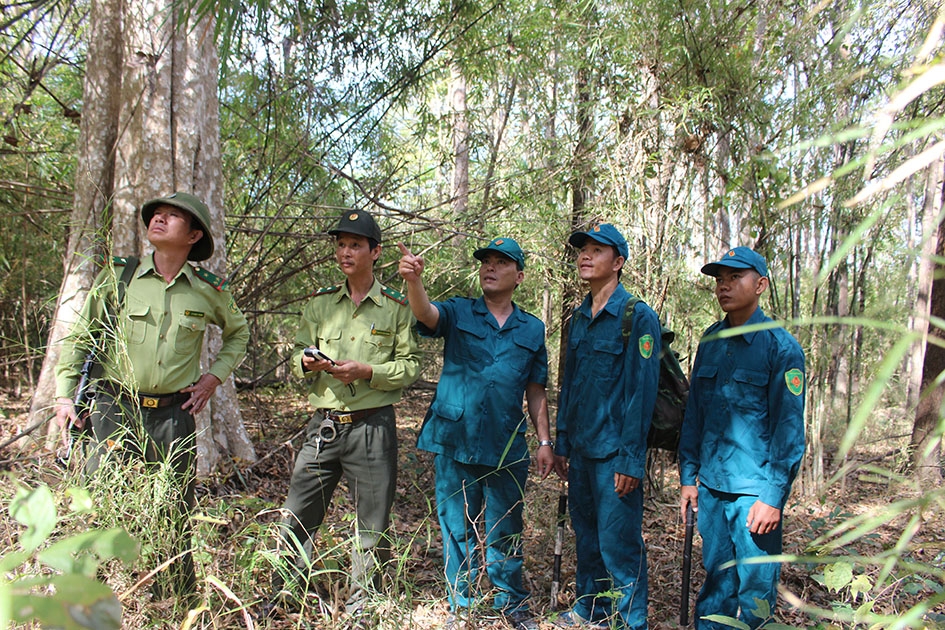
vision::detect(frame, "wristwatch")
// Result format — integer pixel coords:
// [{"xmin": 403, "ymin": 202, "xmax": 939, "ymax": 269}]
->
[{"xmin": 538, "ymin": 440, "xmax": 554, "ymax": 448}]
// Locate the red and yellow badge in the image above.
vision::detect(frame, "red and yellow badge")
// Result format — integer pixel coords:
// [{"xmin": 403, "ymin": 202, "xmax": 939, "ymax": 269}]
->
[
  {"xmin": 785, "ymin": 368, "xmax": 804, "ymax": 396},
  {"xmin": 639, "ymin": 334, "xmax": 654, "ymax": 359},
  {"xmin": 348, "ymin": 213, "xmax": 359, "ymax": 221}
]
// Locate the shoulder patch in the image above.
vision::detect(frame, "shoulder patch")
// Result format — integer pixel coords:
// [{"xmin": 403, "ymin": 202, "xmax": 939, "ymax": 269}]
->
[
  {"xmin": 639, "ymin": 333, "xmax": 655, "ymax": 359},
  {"xmin": 310, "ymin": 285, "xmax": 341, "ymax": 298},
  {"xmin": 193, "ymin": 266, "xmax": 229, "ymax": 291},
  {"xmin": 785, "ymin": 368, "xmax": 804, "ymax": 396},
  {"xmin": 111, "ymin": 255, "xmax": 128, "ymax": 266},
  {"xmin": 382, "ymin": 286, "xmax": 408, "ymax": 306}
]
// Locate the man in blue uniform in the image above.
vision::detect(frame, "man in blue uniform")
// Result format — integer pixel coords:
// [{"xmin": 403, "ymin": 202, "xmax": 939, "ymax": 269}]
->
[
  {"xmin": 553, "ymin": 224, "xmax": 660, "ymax": 630},
  {"xmin": 678, "ymin": 247, "xmax": 806, "ymax": 629},
  {"xmin": 398, "ymin": 237, "xmax": 554, "ymax": 630}
]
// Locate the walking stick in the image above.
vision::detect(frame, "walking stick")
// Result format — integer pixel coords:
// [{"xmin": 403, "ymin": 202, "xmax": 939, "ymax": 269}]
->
[
  {"xmin": 550, "ymin": 483, "xmax": 568, "ymax": 610},
  {"xmin": 680, "ymin": 503, "xmax": 696, "ymax": 626}
]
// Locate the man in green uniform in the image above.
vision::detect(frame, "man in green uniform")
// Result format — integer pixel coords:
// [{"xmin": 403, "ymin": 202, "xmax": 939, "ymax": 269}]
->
[
  {"xmin": 273, "ymin": 209, "xmax": 420, "ymax": 618},
  {"xmin": 54, "ymin": 192, "xmax": 249, "ymax": 598}
]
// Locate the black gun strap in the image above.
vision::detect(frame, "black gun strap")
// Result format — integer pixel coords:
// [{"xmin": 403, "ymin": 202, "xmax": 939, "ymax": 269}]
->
[
  {"xmin": 87, "ymin": 256, "xmax": 139, "ymax": 381},
  {"xmin": 116, "ymin": 256, "xmax": 138, "ymax": 307},
  {"xmin": 104, "ymin": 255, "xmax": 139, "ymax": 330}
]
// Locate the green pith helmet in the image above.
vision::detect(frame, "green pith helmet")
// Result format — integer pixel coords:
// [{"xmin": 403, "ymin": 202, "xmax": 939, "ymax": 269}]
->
[
  {"xmin": 327, "ymin": 209, "xmax": 382, "ymax": 243},
  {"xmin": 140, "ymin": 192, "xmax": 214, "ymax": 261}
]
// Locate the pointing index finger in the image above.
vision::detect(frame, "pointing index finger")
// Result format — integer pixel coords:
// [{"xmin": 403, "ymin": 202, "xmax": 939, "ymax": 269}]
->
[{"xmin": 397, "ymin": 242, "xmax": 411, "ymax": 256}]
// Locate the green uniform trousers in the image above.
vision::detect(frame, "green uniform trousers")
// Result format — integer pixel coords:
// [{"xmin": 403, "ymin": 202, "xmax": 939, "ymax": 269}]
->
[
  {"xmin": 277, "ymin": 405, "xmax": 397, "ymax": 609},
  {"xmin": 86, "ymin": 387, "xmax": 197, "ymax": 598}
]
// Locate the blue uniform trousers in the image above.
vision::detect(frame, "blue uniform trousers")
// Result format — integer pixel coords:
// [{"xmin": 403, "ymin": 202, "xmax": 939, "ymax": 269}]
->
[
  {"xmin": 434, "ymin": 454, "xmax": 530, "ymax": 613},
  {"xmin": 695, "ymin": 486, "xmax": 782, "ymax": 629},
  {"xmin": 568, "ymin": 453, "xmax": 648, "ymax": 629}
]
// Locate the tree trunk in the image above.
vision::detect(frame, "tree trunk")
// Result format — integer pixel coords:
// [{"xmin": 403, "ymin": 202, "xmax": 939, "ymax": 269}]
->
[
  {"xmin": 912, "ymin": 157, "xmax": 945, "ymax": 486},
  {"xmin": 450, "ymin": 61, "xmax": 470, "ymax": 230},
  {"xmin": 557, "ymin": 60, "xmax": 595, "ymax": 382},
  {"xmin": 31, "ymin": 0, "xmax": 255, "ymax": 473},
  {"xmin": 907, "ymin": 157, "xmax": 942, "ymax": 413},
  {"xmin": 30, "ymin": 0, "xmax": 123, "ymax": 440}
]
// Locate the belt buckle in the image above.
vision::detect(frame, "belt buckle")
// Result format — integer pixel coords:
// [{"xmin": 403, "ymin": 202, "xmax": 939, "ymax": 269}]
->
[
  {"xmin": 333, "ymin": 412, "xmax": 354, "ymax": 424},
  {"xmin": 141, "ymin": 396, "xmax": 160, "ymax": 408}
]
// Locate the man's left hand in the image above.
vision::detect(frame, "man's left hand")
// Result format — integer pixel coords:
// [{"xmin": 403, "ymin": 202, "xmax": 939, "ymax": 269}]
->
[
  {"xmin": 181, "ymin": 373, "xmax": 222, "ymax": 415},
  {"xmin": 746, "ymin": 500, "xmax": 781, "ymax": 535},
  {"xmin": 535, "ymin": 445, "xmax": 555, "ymax": 480},
  {"xmin": 328, "ymin": 360, "xmax": 371, "ymax": 385},
  {"xmin": 614, "ymin": 472, "xmax": 640, "ymax": 498}
]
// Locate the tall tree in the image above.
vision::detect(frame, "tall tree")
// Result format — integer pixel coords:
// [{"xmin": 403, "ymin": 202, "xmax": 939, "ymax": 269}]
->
[
  {"xmin": 29, "ymin": 0, "xmax": 255, "ymax": 472},
  {"xmin": 911, "ymin": 158, "xmax": 945, "ymax": 485}
]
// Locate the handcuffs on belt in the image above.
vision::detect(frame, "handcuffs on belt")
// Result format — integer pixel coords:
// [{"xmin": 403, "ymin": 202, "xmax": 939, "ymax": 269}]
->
[{"xmin": 316, "ymin": 413, "xmax": 338, "ymax": 444}]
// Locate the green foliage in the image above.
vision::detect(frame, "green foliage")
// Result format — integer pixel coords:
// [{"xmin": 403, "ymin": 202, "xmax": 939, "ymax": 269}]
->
[
  {"xmin": 1, "ymin": 480, "xmax": 138, "ymax": 629},
  {"xmin": 0, "ymin": 0, "xmax": 83, "ymax": 390}
]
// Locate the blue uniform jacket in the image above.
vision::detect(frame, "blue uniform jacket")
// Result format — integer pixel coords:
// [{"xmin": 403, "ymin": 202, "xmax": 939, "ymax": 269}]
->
[
  {"xmin": 555, "ymin": 285, "xmax": 661, "ymax": 479},
  {"xmin": 678, "ymin": 307, "xmax": 806, "ymax": 509},
  {"xmin": 416, "ymin": 297, "xmax": 548, "ymax": 468}
]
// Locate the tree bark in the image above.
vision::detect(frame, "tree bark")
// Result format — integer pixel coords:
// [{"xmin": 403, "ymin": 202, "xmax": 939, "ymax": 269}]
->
[
  {"xmin": 31, "ymin": 0, "xmax": 255, "ymax": 472},
  {"xmin": 912, "ymin": 157, "xmax": 945, "ymax": 485},
  {"xmin": 450, "ymin": 61, "xmax": 470, "ymax": 229},
  {"xmin": 30, "ymin": 0, "xmax": 123, "ymax": 438}
]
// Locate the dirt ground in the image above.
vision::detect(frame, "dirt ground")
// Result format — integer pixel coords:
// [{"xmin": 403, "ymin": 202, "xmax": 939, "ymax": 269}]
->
[{"xmin": 1, "ymin": 387, "xmax": 944, "ymax": 629}]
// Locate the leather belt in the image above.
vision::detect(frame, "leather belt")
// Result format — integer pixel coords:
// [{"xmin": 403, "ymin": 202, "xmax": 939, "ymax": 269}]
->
[
  {"xmin": 324, "ymin": 406, "xmax": 385, "ymax": 424},
  {"xmin": 99, "ymin": 382, "xmax": 189, "ymax": 409},
  {"xmin": 138, "ymin": 392, "xmax": 189, "ymax": 409}
]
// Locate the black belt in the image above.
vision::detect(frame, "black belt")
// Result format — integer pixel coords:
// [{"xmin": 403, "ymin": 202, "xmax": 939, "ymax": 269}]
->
[
  {"xmin": 323, "ymin": 406, "xmax": 386, "ymax": 424},
  {"xmin": 98, "ymin": 382, "xmax": 189, "ymax": 409}
]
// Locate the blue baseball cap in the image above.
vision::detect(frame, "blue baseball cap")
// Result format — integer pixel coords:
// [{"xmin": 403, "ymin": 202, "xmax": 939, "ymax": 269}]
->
[
  {"xmin": 701, "ymin": 246, "xmax": 768, "ymax": 278},
  {"xmin": 474, "ymin": 237, "xmax": 526, "ymax": 270},
  {"xmin": 568, "ymin": 223, "xmax": 629, "ymax": 260}
]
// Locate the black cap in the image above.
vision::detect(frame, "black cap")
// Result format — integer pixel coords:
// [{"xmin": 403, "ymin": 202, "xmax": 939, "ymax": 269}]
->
[
  {"xmin": 140, "ymin": 192, "xmax": 214, "ymax": 262},
  {"xmin": 328, "ymin": 209, "xmax": 382, "ymax": 243}
]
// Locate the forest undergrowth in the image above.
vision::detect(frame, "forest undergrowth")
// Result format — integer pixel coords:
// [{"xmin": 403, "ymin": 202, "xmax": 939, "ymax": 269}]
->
[{"xmin": 0, "ymin": 387, "xmax": 943, "ymax": 629}]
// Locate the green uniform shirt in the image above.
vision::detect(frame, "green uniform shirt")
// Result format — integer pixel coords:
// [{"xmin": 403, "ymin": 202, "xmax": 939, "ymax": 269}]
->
[
  {"xmin": 55, "ymin": 254, "xmax": 249, "ymax": 397},
  {"xmin": 292, "ymin": 278, "xmax": 420, "ymax": 411}
]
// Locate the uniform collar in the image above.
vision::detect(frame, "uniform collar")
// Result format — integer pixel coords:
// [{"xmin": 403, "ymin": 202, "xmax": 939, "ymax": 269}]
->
[
  {"xmin": 337, "ymin": 276, "xmax": 382, "ymax": 305},
  {"xmin": 473, "ymin": 296, "xmax": 522, "ymax": 329},
  {"xmin": 139, "ymin": 253, "xmax": 193, "ymax": 284},
  {"xmin": 577, "ymin": 283, "xmax": 628, "ymax": 319},
  {"xmin": 722, "ymin": 306, "xmax": 768, "ymax": 343}
]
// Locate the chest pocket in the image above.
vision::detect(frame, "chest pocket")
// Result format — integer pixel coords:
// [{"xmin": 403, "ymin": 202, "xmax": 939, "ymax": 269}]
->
[
  {"xmin": 316, "ymin": 329, "xmax": 343, "ymax": 355},
  {"xmin": 507, "ymin": 332, "xmax": 541, "ymax": 374},
  {"xmin": 694, "ymin": 364, "xmax": 718, "ymax": 385},
  {"xmin": 365, "ymin": 327, "xmax": 396, "ymax": 357},
  {"xmin": 731, "ymin": 367, "xmax": 768, "ymax": 414},
  {"xmin": 175, "ymin": 313, "xmax": 207, "ymax": 354},
  {"xmin": 124, "ymin": 300, "xmax": 151, "ymax": 345},
  {"xmin": 455, "ymin": 319, "xmax": 487, "ymax": 364},
  {"xmin": 589, "ymin": 337, "xmax": 624, "ymax": 378}
]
